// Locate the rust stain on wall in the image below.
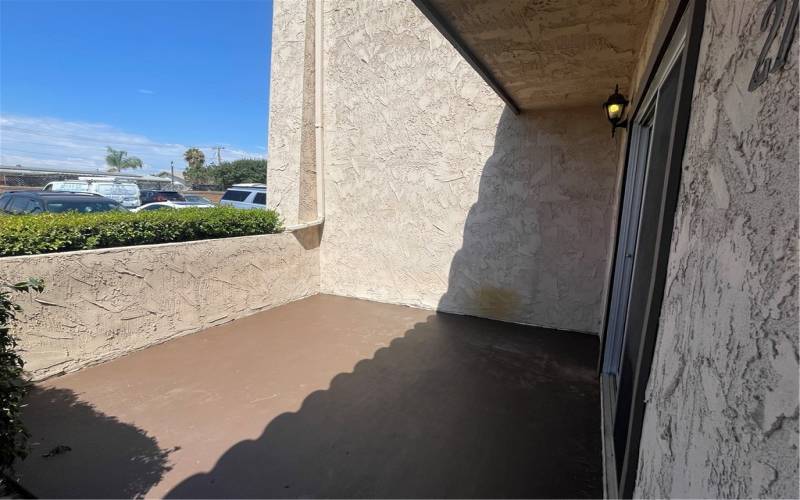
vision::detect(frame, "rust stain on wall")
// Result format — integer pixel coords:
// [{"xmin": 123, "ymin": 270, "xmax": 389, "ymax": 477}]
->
[{"xmin": 473, "ymin": 286, "xmax": 520, "ymax": 321}]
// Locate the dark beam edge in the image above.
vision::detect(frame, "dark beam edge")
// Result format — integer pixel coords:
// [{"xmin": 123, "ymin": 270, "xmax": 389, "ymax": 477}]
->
[{"xmin": 410, "ymin": 0, "xmax": 521, "ymax": 115}]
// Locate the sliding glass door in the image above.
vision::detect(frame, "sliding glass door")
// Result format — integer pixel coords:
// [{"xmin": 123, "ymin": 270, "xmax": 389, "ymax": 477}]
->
[{"xmin": 600, "ymin": 1, "xmax": 705, "ymax": 496}]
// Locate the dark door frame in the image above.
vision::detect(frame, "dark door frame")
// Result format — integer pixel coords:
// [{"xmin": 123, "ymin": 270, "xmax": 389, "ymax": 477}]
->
[{"xmin": 598, "ymin": 0, "xmax": 706, "ymax": 497}]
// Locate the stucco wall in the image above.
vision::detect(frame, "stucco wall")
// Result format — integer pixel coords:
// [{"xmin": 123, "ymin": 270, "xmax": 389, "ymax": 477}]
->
[
  {"xmin": 0, "ymin": 233, "xmax": 319, "ymax": 380},
  {"xmin": 635, "ymin": 1, "xmax": 799, "ymax": 497},
  {"xmin": 266, "ymin": 0, "xmax": 307, "ymax": 226},
  {"xmin": 313, "ymin": 0, "xmax": 619, "ymax": 333}
]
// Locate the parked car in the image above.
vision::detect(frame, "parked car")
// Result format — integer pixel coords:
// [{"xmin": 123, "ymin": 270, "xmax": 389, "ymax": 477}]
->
[
  {"xmin": 183, "ymin": 194, "xmax": 215, "ymax": 205},
  {"xmin": 131, "ymin": 201, "xmax": 213, "ymax": 212},
  {"xmin": 0, "ymin": 191, "xmax": 127, "ymax": 214},
  {"xmin": 218, "ymin": 184, "xmax": 266, "ymax": 209},
  {"xmin": 139, "ymin": 190, "xmax": 186, "ymax": 205},
  {"xmin": 43, "ymin": 179, "xmax": 141, "ymax": 208}
]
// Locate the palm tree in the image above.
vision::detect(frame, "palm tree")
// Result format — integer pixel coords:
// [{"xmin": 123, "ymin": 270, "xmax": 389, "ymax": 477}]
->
[
  {"xmin": 105, "ymin": 147, "xmax": 143, "ymax": 172},
  {"xmin": 183, "ymin": 148, "xmax": 205, "ymax": 169}
]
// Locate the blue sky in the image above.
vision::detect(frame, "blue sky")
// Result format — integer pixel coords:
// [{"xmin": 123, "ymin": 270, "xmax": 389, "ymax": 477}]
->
[{"xmin": 0, "ymin": 0, "xmax": 273, "ymax": 174}]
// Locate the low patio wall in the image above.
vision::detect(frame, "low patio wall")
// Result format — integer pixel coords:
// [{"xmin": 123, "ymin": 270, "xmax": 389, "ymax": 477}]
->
[{"xmin": 0, "ymin": 232, "xmax": 320, "ymax": 380}]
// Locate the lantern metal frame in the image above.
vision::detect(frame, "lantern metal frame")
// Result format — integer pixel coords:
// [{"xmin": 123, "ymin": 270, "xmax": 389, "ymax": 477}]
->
[{"xmin": 602, "ymin": 84, "xmax": 630, "ymax": 137}]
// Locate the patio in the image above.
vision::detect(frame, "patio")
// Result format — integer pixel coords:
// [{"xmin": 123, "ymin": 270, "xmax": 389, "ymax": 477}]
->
[{"xmin": 16, "ymin": 294, "xmax": 601, "ymax": 498}]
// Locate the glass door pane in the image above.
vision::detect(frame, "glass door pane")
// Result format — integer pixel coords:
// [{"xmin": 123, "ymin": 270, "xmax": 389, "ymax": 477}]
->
[
  {"xmin": 603, "ymin": 118, "xmax": 653, "ymax": 385},
  {"xmin": 612, "ymin": 54, "xmax": 683, "ymax": 478}
]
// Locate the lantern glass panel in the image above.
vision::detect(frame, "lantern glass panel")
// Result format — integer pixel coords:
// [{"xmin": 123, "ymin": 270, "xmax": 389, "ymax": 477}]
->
[{"xmin": 606, "ymin": 102, "xmax": 624, "ymax": 121}]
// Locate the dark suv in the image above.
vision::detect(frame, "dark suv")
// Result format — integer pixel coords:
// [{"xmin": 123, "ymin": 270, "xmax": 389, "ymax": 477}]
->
[
  {"xmin": 140, "ymin": 190, "xmax": 186, "ymax": 205},
  {"xmin": 0, "ymin": 192, "xmax": 126, "ymax": 214}
]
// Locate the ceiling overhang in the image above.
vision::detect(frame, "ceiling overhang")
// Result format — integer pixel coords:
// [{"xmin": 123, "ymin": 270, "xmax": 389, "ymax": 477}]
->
[{"xmin": 413, "ymin": 0, "xmax": 656, "ymax": 113}]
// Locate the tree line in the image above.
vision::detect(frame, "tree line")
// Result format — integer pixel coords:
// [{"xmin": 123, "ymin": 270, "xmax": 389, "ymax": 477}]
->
[
  {"xmin": 103, "ymin": 146, "xmax": 267, "ymax": 189},
  {"xmin": 182, "ymin": 148, "xmax": 266, "ymax": 188}
]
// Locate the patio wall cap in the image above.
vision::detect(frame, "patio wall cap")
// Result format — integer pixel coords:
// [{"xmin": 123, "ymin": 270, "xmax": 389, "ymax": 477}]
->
[
  {"xmin": 285, "ymin": 217, "xmax": 325, "ymax": 232},
  {"xmin": 0, "ymin": 232, "xmax": 289, "ymax": 261}
]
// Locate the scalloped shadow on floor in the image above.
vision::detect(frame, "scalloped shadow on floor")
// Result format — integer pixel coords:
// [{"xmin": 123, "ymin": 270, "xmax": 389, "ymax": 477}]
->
[{"xmin": 16, "ymin": 294, "xmax": 600, "ymax": 498}]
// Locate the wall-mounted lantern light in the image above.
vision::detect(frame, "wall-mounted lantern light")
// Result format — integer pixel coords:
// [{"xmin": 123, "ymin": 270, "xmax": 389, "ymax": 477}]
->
[{"xmin": 603, "ymin": 84, "xmax": 629, "ymax": 137}]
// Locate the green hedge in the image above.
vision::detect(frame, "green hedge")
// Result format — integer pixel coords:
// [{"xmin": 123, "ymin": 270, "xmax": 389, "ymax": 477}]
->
[{"xmin": 0, "ymin": 207, "xmax": 284, "ymax": 257}]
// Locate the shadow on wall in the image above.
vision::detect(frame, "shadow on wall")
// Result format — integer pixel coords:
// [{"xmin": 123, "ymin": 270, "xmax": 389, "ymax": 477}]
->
[
  {"xmin": 10, "ymin": 103, "xmax": 610, "ymax": 496},
  {"xmin": 439, "ymin": 106, "xmax": 616, "ymax": 332},
  {"xmin": 163, "ymin": 105, "xmax": 610, "ymax": 498},
  {"xmin": 165, "ymin": 312, "xmax": 601, "ymax": 499},
  {"xmin": 15, "ymin": 387, "xmax": 174, "ymax": 499}
]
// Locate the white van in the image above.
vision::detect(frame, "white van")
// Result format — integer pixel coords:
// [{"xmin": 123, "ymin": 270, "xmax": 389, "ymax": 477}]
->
[
  {"xmin": 43, "ymin": 180, "xmax": 90, "ymax": 193},
  {"xmin": 44, "ymin": 179, "xmax": 141, "ymax": 208},
  {"xmin": 219, "ymin": 183, "xmax": 266, "ymax": 210}
]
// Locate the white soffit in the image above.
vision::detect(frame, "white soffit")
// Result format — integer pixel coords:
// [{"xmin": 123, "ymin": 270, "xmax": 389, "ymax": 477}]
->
[{"xmin": 421, "ymin": 0, "xmax": 656, "ymax": 111}]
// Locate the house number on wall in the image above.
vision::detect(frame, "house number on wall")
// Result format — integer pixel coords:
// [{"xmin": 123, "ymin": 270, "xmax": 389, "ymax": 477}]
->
[{"xmin": 749, "ymin": 0, "xmax": 799, "ymax": 91}]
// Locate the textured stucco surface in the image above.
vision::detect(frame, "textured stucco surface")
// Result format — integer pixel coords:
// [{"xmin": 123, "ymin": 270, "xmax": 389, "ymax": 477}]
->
[
  {"xmin": 426, "ymin": 0, "xmax": 655, "ymax": 110},
  {"xmin": 267, "ymin": 0, "xmax": 307, "ymax": 226},
  {"xmin": 312, "ymin": 0, "xmax": 619, "ymax": 333},
  {"xmin": 298, "ymin": 0, "xmax": 319, "ymax": 222},
  {"xmin": 0, "ymin": 233, "xmax": 319, "ymax": 381},
  {"xmin": 634, "ymin": 1, "xmax": 799, "ymax": 497}
]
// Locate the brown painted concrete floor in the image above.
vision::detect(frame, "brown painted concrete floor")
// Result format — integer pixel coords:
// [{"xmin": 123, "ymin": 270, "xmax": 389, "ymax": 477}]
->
[{"xmin": 16, "ymin": 294, "xmax": 601, "ymax": 498}]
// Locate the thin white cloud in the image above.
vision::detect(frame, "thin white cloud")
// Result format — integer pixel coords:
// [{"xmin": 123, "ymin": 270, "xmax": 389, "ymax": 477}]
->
[
  {"xmin": 137, "ymin": 89, "xmax": 156, "ymax": 95},
  {"xmin": 0, "ymin": 114, "xmax": 266, "ymax": 175}
]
